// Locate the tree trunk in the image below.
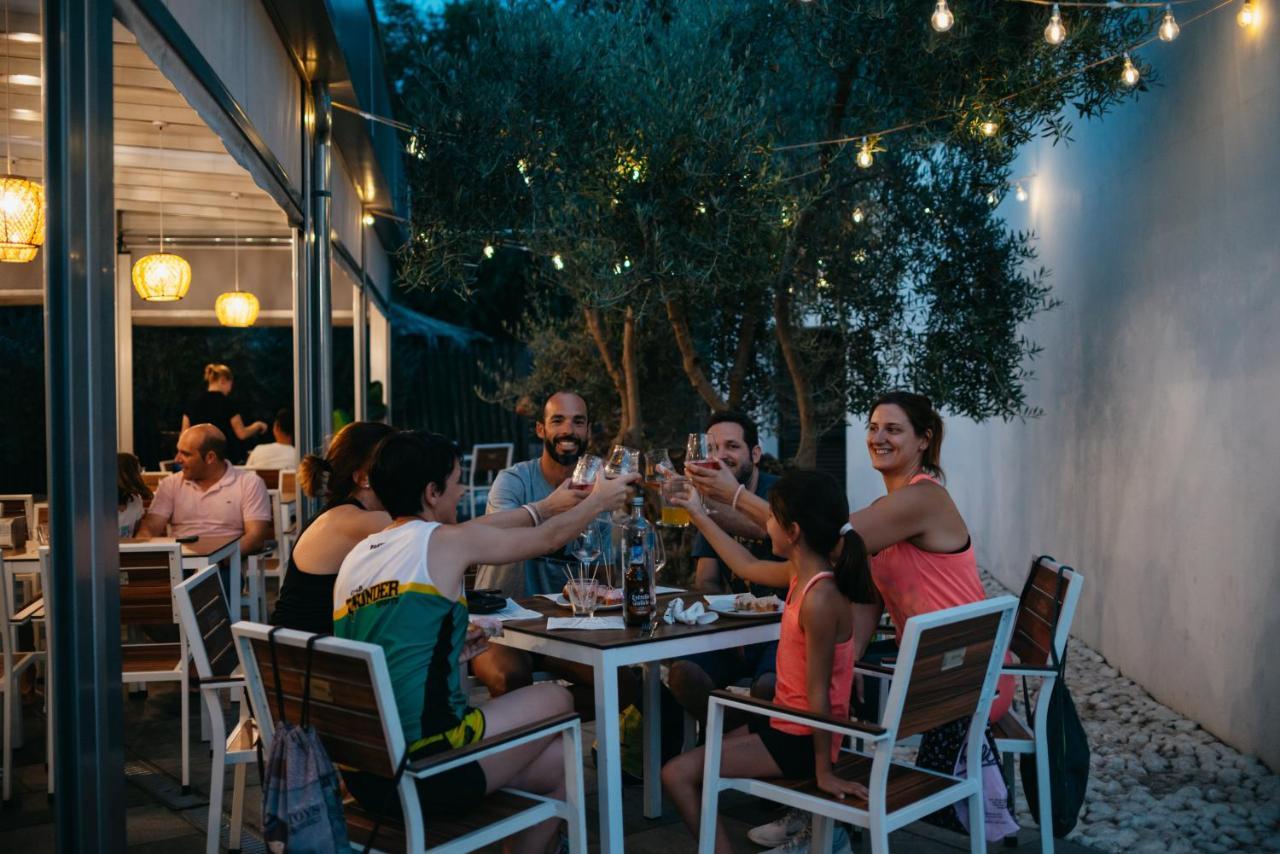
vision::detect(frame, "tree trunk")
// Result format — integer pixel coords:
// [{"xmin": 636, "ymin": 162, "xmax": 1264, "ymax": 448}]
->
[
  {"xmin": 726, "ymin": 308, "xmax": 759, "ymax": 410},
  {"xmin": 584, "ymin": 305, "xmax": 630, "ymax": 438},
  {"xmin": 664, "ymin": 298, "xmax": 728, "ymax": 412},
  {"xmin": 773, "ymin": 287, "xmax": 818, "ymax": 468},
  {"xmin": 620, "ymin": 306, "xmax": 644, "ymax": 446}
]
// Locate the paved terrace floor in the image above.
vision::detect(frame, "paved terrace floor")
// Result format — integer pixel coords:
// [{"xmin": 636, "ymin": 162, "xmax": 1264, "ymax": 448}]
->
[{"xmin": 0, "ymin": 683, "xmax": 1093, "ymax": 853}]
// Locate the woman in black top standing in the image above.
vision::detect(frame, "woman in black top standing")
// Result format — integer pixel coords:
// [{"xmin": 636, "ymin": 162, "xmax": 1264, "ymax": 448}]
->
[
  {"xmin": 181, "ymin": 363, "xmax": 268, "ymax": 464},
  {"xmin": 270, "ymin": 421, "xmax": 397, "ymax": 634}
]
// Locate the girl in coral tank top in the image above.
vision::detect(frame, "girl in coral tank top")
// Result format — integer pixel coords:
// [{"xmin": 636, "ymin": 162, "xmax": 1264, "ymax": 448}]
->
[{"xmin": 660, "ymin": 470, "xmax": 881, "ymax": 854}]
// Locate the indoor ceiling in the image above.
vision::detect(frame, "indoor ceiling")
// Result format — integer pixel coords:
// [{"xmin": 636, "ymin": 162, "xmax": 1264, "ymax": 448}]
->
[{"xmin": 1, "ymin": 1, "xmax": 291, "ymax": 246}]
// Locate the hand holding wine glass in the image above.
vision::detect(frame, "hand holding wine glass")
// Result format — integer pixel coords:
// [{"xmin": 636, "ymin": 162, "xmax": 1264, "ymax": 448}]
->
[
  {"xmin": 540, "ymin": 478, "xmax": 590, "ymax": 518},
  {"xmin": 685, "ymin": 451, "xmax": 740, "ymax": 505}
]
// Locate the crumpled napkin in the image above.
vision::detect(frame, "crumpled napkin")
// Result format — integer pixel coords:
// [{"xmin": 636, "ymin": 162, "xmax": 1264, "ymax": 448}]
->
[{"xmin": 663, "ymin": 598, "xmax": 719, "ymax": 625}]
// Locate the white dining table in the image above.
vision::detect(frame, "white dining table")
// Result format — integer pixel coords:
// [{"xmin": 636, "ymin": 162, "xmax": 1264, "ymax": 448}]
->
[{"xmin": 492, "ymin": 593, "xmax": 781, "ymax": 853}]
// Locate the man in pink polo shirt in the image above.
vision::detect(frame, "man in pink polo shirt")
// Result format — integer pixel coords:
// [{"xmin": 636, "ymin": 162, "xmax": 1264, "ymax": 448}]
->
[{"xmin": 138, "ymin": 424, "xmax": 271, "ymax": 558}]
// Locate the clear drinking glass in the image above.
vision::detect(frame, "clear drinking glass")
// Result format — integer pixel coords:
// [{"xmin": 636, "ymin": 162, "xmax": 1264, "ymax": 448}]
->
[
  {"xmin": 604, "ymin": 445, "xmax": 641, "ymax": 478},
  {"xmin": 647, "ymin": 449, "xmax": 676, "ymax": 482},
  {"xmin": 567, "ymin": 577, "xmax": 599, "ymax": 618},
  {"xmin": 35, "ymin": 523, "xmax": 49, "ymax": 546},
  {"xmin": 570, "ymin": 454, "xmax": 603, "ymax": 491},
  {"xmin": 571, "ymin": 527, "xmax": 602, "ymax": 582},
  {"xmin": 659, "ymin": 476, "xmax": 693, "ymax": 528},
  {"xmin": 685, "ymin": 433, "xmax": 720, "ymax": 471}
]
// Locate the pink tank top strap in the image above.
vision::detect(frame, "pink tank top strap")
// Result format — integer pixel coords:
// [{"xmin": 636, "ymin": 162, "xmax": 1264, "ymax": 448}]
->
[{"xmin": 794, "ymin": 570, "xmax": 834, "ymax": 605}]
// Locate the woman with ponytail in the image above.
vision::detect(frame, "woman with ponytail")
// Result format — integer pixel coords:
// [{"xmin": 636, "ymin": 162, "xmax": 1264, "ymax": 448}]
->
[
  {"xmin": 270, "ymin": 421, "xmax": 397, "ymax": 633},
  {"xmin": 660, "ymin": 470, "xmax": 875, "ymax": 853},
  {"xmin": 181, "ymin": 363, "xmax": 268, "ymax": 464}
]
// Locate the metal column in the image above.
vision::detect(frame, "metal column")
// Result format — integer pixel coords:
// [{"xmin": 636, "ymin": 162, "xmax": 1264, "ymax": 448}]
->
[
  {"xmin": 353, "ymin": 216, "xmax": 369, "ymax": 421},
  {"xmin": 42, "ymin": 0, "xmax": 125, "ymax": 850},
  {"xmin": 294, "ymin": 80, "xmax": 333, "ymax": 523}
]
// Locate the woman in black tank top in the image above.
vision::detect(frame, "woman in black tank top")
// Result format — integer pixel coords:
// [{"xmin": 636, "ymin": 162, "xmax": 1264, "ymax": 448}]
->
[{"xmin": 268, "ymin": 422, "xmax": 396, "ymax": 633}]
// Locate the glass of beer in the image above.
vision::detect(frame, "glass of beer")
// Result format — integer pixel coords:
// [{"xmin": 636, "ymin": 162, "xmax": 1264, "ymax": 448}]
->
[
  {"xmin": 660, "ymin": 476, "xmax": 693, "ymax": 527},
  {"xmin": 570, "ymin": 454, "xmax": 603, "ymax": 490}
]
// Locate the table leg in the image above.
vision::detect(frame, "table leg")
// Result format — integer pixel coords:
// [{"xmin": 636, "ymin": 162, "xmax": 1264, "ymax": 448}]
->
[
  {"xmin": 593, "ymin": 659, "xmax": 624, "ymax": 854},
  {"xmin": 642, "ymin": 661, "xmax": 662, "ymax": 818},
  {"xmin": 229, "ymin": 551, "xmax": 241, "ymax": 623}
]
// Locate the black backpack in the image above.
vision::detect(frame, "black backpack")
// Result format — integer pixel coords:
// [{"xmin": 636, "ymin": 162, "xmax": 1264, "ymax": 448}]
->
[{"xmin": 1019, "ymin": 562, "xmax": 1090, "ymax": 837}]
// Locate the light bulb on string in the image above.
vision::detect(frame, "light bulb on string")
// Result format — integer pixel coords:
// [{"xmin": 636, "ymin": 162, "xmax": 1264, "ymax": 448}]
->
[
  {"xmin": 1158, "ymin": 5, "xmax": 1181, "ymax": 40},
  {"xmin": 1121, "ymin": 53, "xmax": 1140, "ymax": 87},
  {"xmin": 1237, "ymin": 0, "xmax": 1257, "ymax": 27},
  {"xmin": 852, "ymin": 207, "xmax": 865, "ymax": 224},
  {"xmin": 856, "ymin": 137, "xmax": 874, "ymax": 169},
  {"xmin": 1044, "ymin": 4, "xmax": 1066, "ymax": 45},
  {"xmin": 483, "ymin": 243, "xmax": 495, "ymax": 259},
  {"xmin": 1015, "ymin": 183, "xmax": 1028, "ymax": 203},
  {"xmin": 979, "ymin": 117, "xmax": 1000, "ymax": 138},
  {"xmin": 551, "ymin": 253, "xmax": 565, "ymax": 270},
  {"xmin": 986, "ymin": 190, "xmax": 999, "ymax": 206},
  {"xmin": 931, "ymin": 0, "xmax": 955, "ymax": 32}
]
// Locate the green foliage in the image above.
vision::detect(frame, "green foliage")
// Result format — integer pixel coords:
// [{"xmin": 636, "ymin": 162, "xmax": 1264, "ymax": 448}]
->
[{"xmin": 379, "ymin": 0, "xmax": 1154, "ymax": 452}]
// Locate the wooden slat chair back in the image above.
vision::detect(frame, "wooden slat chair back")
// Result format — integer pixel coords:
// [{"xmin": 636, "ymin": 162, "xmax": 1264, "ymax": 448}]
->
[
  {"xmin": 891, "ymin": 609, "xmax": 1008, "ymax": 741},
  {"xmin": 173, "ymin": 567, "xmax": 257, "ymax": 854},
  {"xmin": 464, "ymin": 444, "xmax": 514, "ymax": 519},
  {"xmin": 252, "ymin": 468, "xmax": 281, "ymax": 490},
  {"xmin": 118, "ymin": 542, "xmax": 193, "ymax": 793},
  {"xmin": 700, "ymin": 596, "xmax": 1018, "ymax": 854},
  {"xmin": 141, "ymin": 471, "xmax": 168, "ymax": 494},
  {"xmin": 232, "ymin": 622, "xmax": 588, "ymax": 853},
  {"xmin": 34, "ymin": 503, "xmax": 49, "ymax": 527},
  {"xmin": 992, "ymin": 556, "xmax": 1085, "ymax": 853},
  {"xmin": 0, "ymin": 499, "xmax": 26, "ymax": 518},
  {"xmin": 0, "ymin": 554, "xmax": 43, "ymax": 802}
]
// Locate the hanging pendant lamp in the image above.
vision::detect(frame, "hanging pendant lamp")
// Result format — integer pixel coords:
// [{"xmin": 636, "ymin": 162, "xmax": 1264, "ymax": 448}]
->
[
  {"xmin": 132, "ymin": 121, "xmax": 192, "ymax": 300},
  {"xmin": 215, "ymin": 192, "xmax": 259, "ymax": 327},
  {"xmin": 0, "ymin": 0, "xmax": 44, "ymax": 263}
]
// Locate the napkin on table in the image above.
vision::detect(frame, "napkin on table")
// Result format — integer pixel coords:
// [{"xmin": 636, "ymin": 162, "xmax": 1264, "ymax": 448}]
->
[
  {"xmin": 546, "ymin": 616, "xmax": 626, "ymax": 631},
  {"xmin": 663, "ymin": 598, "xmax": 719, "ymax": 625}
]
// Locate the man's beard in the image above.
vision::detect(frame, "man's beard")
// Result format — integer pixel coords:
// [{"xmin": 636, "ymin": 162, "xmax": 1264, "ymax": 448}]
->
[
  {"xmin": 729, "ymin": 457, "xmax": 754, "ymax": 486},
  {"xmin": 544, "ymin": 434, "xmax": 585, "ymax": 466}
]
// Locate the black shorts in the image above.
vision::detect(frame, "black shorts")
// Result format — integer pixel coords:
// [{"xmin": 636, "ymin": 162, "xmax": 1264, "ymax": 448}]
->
[{"xmin": 749, "ymin": 714, "xmax": 816, "ymax": 779}]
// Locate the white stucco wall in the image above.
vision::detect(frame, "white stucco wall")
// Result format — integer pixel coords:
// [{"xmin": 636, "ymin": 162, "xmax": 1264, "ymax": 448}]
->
[{"xmin": 882, "ymin": 9, "xmax": 1280, "ymax": 768}]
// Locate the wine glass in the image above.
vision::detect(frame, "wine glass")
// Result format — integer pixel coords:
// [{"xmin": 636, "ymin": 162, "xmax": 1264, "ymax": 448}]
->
[
  {"xmin": 647, "ymin": 449, "xmax": 676, "ymax": 482},
  {"xmin": 571, "ymin": 454, "xmax": 603, "ymax": 491},
  {"xmin": 605, "ymin": 445, "xmax": 641, "ymax": 478},
  {"xmin": 649, "ymin": 527, "xmax": 667, "ymax": 575},
  {"xmin": 571, "ymin": 527, "xmax": 602, "ymax": 582},
  {"xmin": 685, "ymin": 433, "xmax": 720, "ymax": 471}
]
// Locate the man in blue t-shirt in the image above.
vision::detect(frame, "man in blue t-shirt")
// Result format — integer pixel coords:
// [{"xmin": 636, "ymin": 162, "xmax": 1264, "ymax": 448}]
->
[{"xmin": 669, "ymin": 411, "xmax": 785, "ymax": 726}]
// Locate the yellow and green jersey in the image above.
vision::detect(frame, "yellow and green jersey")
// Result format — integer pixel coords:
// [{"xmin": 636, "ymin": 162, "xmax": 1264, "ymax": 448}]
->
[{"xmin": 333, "ymin": 519, "xmax": 471, "ymax": 748}]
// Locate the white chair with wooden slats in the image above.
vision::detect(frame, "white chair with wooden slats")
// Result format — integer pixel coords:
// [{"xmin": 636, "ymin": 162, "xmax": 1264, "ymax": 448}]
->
[
  {"xmin": 700, "ymin": 596, "xmax": 1018, "ymax": 854},
  {"xmin": 173, "ymin": 566, "xmax": 257, "ymax": 854},
  {"xmin": 118, "ymin": 542, "xmax": 196, "ymax": 793},
  {"xmin": 462, "ymin": 444, "xmax": 513, "ymax": 520},
  {"xmin": 232, "ymin": 622, "xmax": 589, "ymax": 853},
  {"xmin": 991, "ymin": 556, "xmax": 1084, "ymax": 853},
  {"xmin": 0, "ymin": 554, "xmax": 43, "ymax": 804}
]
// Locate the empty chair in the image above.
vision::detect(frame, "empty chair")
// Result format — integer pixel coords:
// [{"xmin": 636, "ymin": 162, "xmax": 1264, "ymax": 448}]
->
[
  {"xmin": 0, "ymin": 555, "xmax": 43, "ymax": 803},
  {"xmin": 173, "ymin": 566, "xmax": 256, "ymax": 854},
  {"xmin": 463, "ymin": 444, "xmax": 513, "ymax": 520},
  {"xmin": 992, "ymin": 556, "xmax": 1084, "ymax": 853}
]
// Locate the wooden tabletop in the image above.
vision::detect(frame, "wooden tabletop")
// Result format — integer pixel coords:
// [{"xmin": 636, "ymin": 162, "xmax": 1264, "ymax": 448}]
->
[
  {"xmin": 122, "ymin": 534, "xmax": 241, "ymax": 558},
  {"xmin": 503, "ymin": 592, "xmax": 782, "ymax": 650}
]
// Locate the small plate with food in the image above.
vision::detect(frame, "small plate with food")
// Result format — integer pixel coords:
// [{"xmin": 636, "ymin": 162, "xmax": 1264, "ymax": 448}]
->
[
  {"xmin": 704, "ymin": 592, "xmax": 784, "ymax": 617},
  {"xmin": 554, "ymin": 583, "xmax": 625, "ymax": 611}
]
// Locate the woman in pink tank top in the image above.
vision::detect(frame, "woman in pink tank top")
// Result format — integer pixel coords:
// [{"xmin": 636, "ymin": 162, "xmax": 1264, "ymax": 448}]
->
[{"xmin": 660, "ymin": 471, "xmax": 879, "ymax": 853}]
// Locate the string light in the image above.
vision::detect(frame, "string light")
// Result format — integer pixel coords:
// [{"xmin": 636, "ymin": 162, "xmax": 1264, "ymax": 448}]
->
[
  {"xmin": 483, "ymin": 243, "xmax": 495, "ymax": 258},
  {"xmin": 979, "ymin": 117, "xmax": 1001, "ymax": 137},
  {"xmin": 931, "ymin": 0, "xmax": 955, "ymax": 31},
  {"xmin": 1120, "ymin": 52, "xmax": 1141, "ymax": 87},
  {"xmin": 1159, "ymin": 4, "xmax": 1181, "ymax": 39},
  {"xmin": 856, "ymin": 137, "xmax": 874, "ymax": 169},
  {"xmin": 987, "ymin": 190, "xmax": 999, "ymax": 205},
  {"xmin": 1045, "ymin": 4, "xmax": 1067, "ymax": 44},
  {"xmin": 852, "ymin": 207, "xmax": 865, "ymax": 224},
  {"xmin": 696, "ymin": 202, "xmax": 707, "ymax": 214},
  {"xmin": 1237, "ymin": 0, "xmax": 1256, "ymax": 26},
  {"xmin": 1015, "ymin": 182, "xmax": 1028, "ymax": 202},
  {"xmin": 552, "ymin": 253, "xmax": 565, "ymax": 270},
  {"xmin": 362, "ymin": 212, "xmax": 375, "ymax": 226}
]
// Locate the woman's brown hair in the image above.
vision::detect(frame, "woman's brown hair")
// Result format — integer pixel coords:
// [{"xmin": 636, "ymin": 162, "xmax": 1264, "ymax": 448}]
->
[
  {"xmin": 298, "ymin": 421, "xmax": 396, "ymax": 507},
  {"xmin": 116, "ymin": 452, "xmax": 152, "ymax": 506},
  {"xmin": 203, "ymin": 363, "xmax": 233, "ymax": 384},
  {"xmin": 869, "ymin": 391, "xmax": 945, "ymax": 481}
]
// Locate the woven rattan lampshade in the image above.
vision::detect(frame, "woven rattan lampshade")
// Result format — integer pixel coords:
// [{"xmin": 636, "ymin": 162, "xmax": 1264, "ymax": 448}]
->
[
  {"xmin": 131, "ymin": 252, "xmax": 192, "ymax": 301},
  {"xmin": 0, "ymin": 174, "xmax": 44, "ymax": 263},
  {"xmin": 215, "ymin": 290, "xmax": 259, "ymax": 327}
]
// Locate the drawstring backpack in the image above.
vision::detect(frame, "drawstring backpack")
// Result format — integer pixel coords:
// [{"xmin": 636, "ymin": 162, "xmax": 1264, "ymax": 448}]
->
[{"xmin": 260, "ymin": 629, "xmax": 351, "ymax": 853}]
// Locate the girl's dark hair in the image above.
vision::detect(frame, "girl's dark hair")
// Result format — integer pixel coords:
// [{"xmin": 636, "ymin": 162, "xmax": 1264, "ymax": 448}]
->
[
  {"xmin": 298, "ymin": 421, "xmax": 396, "ymax": 506},
  {"xmin": 116, "ymin": 452, "xmax": 151, "ymax": 506},
  {"xmin": 768, "ymin": 470, "xmax": 877, "ymax": 604},
  {"xmin": 369, "ymin": 431, "xmax": 462, "ymax": 518},
  {"xmin": 869, "ymin": 391, "xmax": 945, "ymax": 481}
]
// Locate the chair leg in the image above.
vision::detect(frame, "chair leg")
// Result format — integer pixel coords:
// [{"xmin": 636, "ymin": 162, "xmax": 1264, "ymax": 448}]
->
[
  {"xmin": 3, "ymin": 683, "xmax": 13, "ymax": 803},
  {"xmin": 206, "ymin": 737, "xmax": 225, "ymax": 854},
  {"xmin": 968, "ymin": 787, "xmax": 986, "ymax": 854},
  {"xmin": 811, "ymin": 814, "xmax": 835, "ymax": 853},
  {"xmin": 867, "ymin": 813, "xmax": 889, "ymax": 854},
  {"xmin": 229, "ymin": 762, "xmax": 247, "ymax": 853},
  {"xmin": 697, "ymin": 701, "xmax": 725, "ymax": 853},
  {"xmin": 1035, "ymin": 736, "xmax": 1054, "ymax": 853},
  {"xmin": 181, "ymin": 673, "xmax": 191, "ymax": 794},
  {"xmin": 562, "ymin": 724, "xmax": 587, "ymax": 854}
]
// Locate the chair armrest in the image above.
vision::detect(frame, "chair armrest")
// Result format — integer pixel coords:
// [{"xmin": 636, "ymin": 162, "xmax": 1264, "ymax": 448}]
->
[
  {"xmin": 854, "ymin": 660, "xmax": 895, "ymax": 680},
  {"xmin": 408, "ymin": 711, "xmax": 580, "ymax": 779},
  {"xmin": 708, "ymin": 690, "xmax": 888, "ymax": 740},
  {"xmin": 193, "ymin": 675, "xmax": 247, "ymax": 691},
  {"xmin": 1003, "ymin": 665, "xmax": 1059, "ymax": 678},
  {"xmin": 11, "ymin": 597, "xmax": 43, "ymax": 624}
]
